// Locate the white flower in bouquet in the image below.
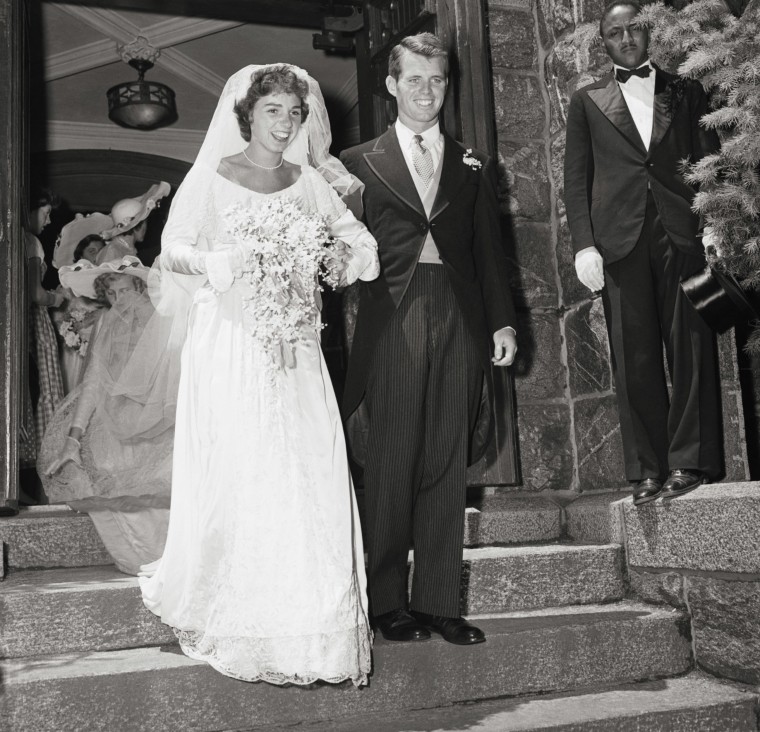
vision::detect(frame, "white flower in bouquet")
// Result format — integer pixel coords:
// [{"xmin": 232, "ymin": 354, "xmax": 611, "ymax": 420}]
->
[
  {"xmin": 61, "ymin": 320, "xmax": 81, "ymax": 350},
  {"xmin": 221, "ymin": 197, "xmax": 340, "ymax": 368}
]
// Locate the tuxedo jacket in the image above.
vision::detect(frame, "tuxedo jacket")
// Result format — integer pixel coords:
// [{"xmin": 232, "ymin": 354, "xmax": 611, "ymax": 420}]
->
[
  {"xmin": 340, "ymin": 127, "xmax": 516, "ymax": 460},
  {"xmin": 564, "ymin": 66, "xmax": 720, "ymax": 263}
]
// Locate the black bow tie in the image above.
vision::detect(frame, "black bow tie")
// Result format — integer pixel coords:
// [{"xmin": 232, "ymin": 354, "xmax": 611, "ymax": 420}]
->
[{"xmin": 615, "ymin": 65, "xmax": 652, "ymax": 83}]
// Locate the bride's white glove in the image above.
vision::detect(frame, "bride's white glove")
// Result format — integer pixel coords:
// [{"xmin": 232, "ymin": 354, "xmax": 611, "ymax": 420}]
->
[
  {"xmin": 322, "ymin": 240, "xmax": 350, "ymax": 288},
  {"xmin": 575, "ymin": 246, "xmax": 605, "ymax": 292},
  {"xmin": 163, "ymin": 245, "xmax": 245, "ymax": 294},
  {"xmin": 327, "ymin": 210, "xmax": 379, "ymax": 285},
  {"xmin": 206, "ymin": 247, "xmax": 246, "ymax": 294}
]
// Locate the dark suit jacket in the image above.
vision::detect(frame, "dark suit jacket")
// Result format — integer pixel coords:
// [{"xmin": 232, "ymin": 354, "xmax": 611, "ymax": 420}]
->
[
  {"xmin": 340, "ymin": 127, "xmax": 516, "ymax": 462},
  {"xmin": 564, "ymin": 66, "xmax": 720, "ymax": 263}
]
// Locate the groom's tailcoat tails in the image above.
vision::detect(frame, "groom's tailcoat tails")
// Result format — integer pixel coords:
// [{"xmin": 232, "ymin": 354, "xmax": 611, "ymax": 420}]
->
[
  {"xmin": 341, "ymin": 127, "xmax": 516, "ymax": 618},
  {"xmin": 564, "ymin": 66, "xmax": 722, "ymax": 481}
]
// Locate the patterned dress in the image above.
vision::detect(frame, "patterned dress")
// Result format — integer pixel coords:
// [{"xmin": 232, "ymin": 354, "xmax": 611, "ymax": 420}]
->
[{"xmin": 26, "ymin": 233, "xmax": 64, "ymax": 453}]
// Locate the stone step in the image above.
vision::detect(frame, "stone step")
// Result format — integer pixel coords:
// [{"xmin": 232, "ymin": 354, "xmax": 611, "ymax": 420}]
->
[
  {"xmin": 458, "ymin": 542, "xmax": 623, "ymax": 614},
  {"xmin": 299, "ymin": 673, "xmax": 759, "ymax": 732},
  {"xmin": 0, "ymin": 506, "xmax": 112, "ymax": 571},
  {"xmin": 0, "ymin": 494, "xmax": 562, "ymax": 571},
  {"xmin": 0, "ymin": 565, "xmax": 175, "ymax": 659},
  {"xmin": 2, "ymin": 601, "xmax": 692, "ymax": 732},
  {"xmin": 0, "ymin": 543, "xmax": 623, "ymax": 658}
]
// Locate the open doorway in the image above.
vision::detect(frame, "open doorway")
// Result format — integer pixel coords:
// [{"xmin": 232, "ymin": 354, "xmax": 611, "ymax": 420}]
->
[{"xmin": 2, "ymin": 0, "xmax": 519, "ymax": 512}]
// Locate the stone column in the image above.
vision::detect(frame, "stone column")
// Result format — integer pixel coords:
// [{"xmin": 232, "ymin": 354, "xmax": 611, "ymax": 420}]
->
[{"xmin": 488, "ymin": 0, "xmax": 576, "ymax": 492}]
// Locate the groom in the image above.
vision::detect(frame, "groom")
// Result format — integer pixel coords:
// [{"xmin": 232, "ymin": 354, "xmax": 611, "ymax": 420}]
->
[{"xmin": 341, "ymin": 32, "xmax": 517, "ymax": 645}]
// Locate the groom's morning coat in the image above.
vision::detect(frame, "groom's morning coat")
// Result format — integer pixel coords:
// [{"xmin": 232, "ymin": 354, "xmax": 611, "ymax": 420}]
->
[
  {"xmin": 340, "ymin": 127, "xmax": 516, "ymax": 463},
  {"xmin": 564, "ymin": 65, "xmax": 720, "ymax": 263}
]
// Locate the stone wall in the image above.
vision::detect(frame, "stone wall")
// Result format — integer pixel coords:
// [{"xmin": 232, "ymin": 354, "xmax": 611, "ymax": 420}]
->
[
  {"xmin": 486, "ymin": 0, "xmax": 749, "ymax": 491},
  {"xmin": 567, "ymin": 484, "xmax": 760, "ymax": 685},
  {"xmin": 624, "ymin": 485, "xmax": 760, "ymax": 685}
]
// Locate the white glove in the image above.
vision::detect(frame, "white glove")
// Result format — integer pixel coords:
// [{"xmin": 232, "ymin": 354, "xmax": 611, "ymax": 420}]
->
[
  {"xmin": 206, "ymin": 247, "xmax": 246, "ymax": 293},
  {"xmin": 575, "ymin": 247, "xmax": 605, "ymax": 292}
]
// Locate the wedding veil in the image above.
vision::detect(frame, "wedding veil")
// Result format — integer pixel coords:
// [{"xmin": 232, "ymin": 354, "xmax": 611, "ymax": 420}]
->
[
  {"xmin": 42, "ymin": 64, "xmax": 361, "ymax": 503},
  {"xmin": 151, "ymin": 63, "xmax": 363, "ymax": 324},
  {"xmin": 191, "ymin": 63, "xmax": 362, "ymax": 197}
]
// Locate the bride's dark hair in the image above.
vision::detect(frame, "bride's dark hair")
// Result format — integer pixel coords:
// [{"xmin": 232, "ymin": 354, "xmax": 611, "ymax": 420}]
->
[{"xmin": 233, "ymin": 65, "xmax": 310, "ymax": 142}]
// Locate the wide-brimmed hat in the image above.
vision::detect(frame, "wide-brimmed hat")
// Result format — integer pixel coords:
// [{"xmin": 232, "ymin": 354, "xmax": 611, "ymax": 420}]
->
[
  {"xmin": 681, "ymin": 265, "xmax": 760, "ymax": 332},
  {"xmin": 53, "ymin": 212, "xmax": 113, "ymax": 269},
  {"xmin": 59, "ymin": 256, "xmax": 150, "ymax": 300},
  {"xmin": 100, "ymin": 181, "xmax": 170, "ymax": 240}
]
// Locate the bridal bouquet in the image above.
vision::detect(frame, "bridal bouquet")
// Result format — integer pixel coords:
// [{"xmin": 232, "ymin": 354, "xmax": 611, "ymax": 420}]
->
[
  {"xmin": 221, "ymin": 197, "xmax": 341, "ymax": 368},
  {"xmin": 54, "ymin": 304, "xmax": 98, "ymax": 357}
]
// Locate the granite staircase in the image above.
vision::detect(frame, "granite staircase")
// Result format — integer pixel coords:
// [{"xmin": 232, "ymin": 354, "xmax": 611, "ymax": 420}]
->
[{"xmin": 1, "ymin": 495, "xmax": 757, "ymax": 732}]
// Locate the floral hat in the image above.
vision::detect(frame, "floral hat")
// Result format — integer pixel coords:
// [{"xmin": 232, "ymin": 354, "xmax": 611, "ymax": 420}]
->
[
  {"xmin": 53, "ymin": 212, "xmax": 113, "ymax": 270},
  {"xmin": 100, "ymin": 181, "xmax": 171, "ymax": 240},
  {"xmin": 59, "ymin": 256, "xmax": 150, "ymax": 299}
]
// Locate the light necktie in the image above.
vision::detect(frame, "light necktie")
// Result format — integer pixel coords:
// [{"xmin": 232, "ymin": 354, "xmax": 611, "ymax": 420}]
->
[{"xmin": 412, "ymin": 134, "xmax": 434, "ymax": 187}]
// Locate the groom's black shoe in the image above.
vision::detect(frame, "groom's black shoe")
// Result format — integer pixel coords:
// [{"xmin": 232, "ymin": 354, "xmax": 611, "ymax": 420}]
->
[
  {"xmin": 412, "ymin": 612, "xmax": 486, "ymax": 645},
  {"xmin": 374, "ymin": 609, "xmax": 431, "ymax": 642}
]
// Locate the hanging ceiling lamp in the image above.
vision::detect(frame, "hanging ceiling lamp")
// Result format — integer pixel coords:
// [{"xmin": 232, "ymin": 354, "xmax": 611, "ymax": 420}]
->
[{"xmin": 107, "ymin": 38, "xmax": 177, "ymax": 130}]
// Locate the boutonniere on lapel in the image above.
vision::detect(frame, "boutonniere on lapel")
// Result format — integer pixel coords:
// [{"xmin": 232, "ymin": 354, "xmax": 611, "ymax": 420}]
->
[{"xmin": 462, "ymin": 149, "xmax": 482, "ymax": 170}]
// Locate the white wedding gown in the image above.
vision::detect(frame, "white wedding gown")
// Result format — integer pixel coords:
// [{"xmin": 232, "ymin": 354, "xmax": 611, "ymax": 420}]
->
[{"xmin": 140, "ymin": 166, "xmax": 377, "ymax": 686}]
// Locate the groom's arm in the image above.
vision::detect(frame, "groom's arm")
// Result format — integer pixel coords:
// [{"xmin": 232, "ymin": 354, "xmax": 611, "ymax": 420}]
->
[
  {"xmin": 473, "ymin": 155, "xmax": 517, "ymax": 336},
  {"xmin": 338, "ymin": 149, "xmax": 366, "ymax": 221}
]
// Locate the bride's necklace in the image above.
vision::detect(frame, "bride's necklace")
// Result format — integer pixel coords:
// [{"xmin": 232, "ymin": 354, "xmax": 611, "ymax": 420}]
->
[{"xmin": 243, "ymin": 149, "xmax": 283, "ymax": 171}]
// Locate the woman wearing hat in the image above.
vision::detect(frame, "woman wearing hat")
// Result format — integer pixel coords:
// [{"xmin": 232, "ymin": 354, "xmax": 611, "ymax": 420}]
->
[
  {"xmin": 52, "ymin": 213, "xmax": 111, "ymax": 392},
  {"xmin": 41, "ymin": 256, "xmax": 176, "ymax": 574},
  {"xmin": 96, "ymin": 182, "xmax": 170, "ymax": 264}
]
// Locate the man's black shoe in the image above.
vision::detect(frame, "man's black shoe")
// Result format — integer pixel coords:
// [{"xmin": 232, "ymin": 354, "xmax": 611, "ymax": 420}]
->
[
  {"xmin": 374, "ymin": 609, "xmax": 431, "ymax": 642},
  {"xmin": 632, "ymin": 478, "xmax": 663, "ymax": 506},
  {"xmin": 412, "ymin": 612, "xmax": 486, "ymax": 645},
  {"xmin": 661, "ymin": 469, "xmax": 706, "ymax": 499}
]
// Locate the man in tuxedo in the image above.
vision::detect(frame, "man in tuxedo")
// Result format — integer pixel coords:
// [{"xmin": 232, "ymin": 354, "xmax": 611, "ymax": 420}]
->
[
  {"xmin": 340, "ymin": 33, "xmax": 517, "ymax": 644},
  {"xmin": 564, "ymin": 0, "xmax": 722, "ymax": 505}
]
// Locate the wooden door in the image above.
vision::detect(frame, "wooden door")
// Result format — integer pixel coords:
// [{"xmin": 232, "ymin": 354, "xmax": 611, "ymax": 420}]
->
[
  {"xmin": 1, "ymin": 0, "xmax": 27, "ymax": 514},
  {"xmin": 352, "ymin": 0, "xmax": 521, "ymax": 485}
]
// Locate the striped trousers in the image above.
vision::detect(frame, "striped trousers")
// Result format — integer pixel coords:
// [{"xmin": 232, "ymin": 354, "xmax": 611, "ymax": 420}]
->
[{"xmin": 363, "ymin": 265, "xmax": 482, "ymax": 618}]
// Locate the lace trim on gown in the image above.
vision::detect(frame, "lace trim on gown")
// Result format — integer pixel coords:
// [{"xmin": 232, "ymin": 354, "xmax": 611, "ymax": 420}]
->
[{"xmin": 174, "ymin": 572, "xmax": 372, "ymax": 687}]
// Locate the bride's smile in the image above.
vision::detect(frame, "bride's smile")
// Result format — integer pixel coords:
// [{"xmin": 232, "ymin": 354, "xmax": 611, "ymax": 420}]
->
[{"xmin": 247, "ymin": 92, "xmax": 303, "ymax": 160}]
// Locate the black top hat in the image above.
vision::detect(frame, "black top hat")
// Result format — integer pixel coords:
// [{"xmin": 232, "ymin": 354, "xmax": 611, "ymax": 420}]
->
[{"xmin": 680, "ymin": 265, "xmax": 760, "ymax": 332}]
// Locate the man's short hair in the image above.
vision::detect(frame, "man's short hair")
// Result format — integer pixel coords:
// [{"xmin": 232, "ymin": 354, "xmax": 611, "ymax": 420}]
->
[
  {"xmin": 388, "ymin": 32, "xmax": 449, "ymax": 80},
  {"xmin": 599, "ymin": 0, "xmax": 642, "ymax": 35}
]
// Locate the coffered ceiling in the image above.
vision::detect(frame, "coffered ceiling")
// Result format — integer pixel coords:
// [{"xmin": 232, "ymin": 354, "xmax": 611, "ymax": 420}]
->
[{"xmin": 34, "ymin": 1, "xmax": 361, "ymax": 162}]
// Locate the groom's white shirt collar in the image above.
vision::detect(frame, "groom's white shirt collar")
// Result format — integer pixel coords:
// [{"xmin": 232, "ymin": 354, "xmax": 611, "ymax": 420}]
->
[{"xmin": 395, "ymin": 119, "xmax": 443, "ymax": 171}]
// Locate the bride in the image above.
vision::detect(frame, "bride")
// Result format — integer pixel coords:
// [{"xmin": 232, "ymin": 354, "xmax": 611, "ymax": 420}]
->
[{"xmin": 139, "ymin": 64, "xmax": 378, "ymax": 686}]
